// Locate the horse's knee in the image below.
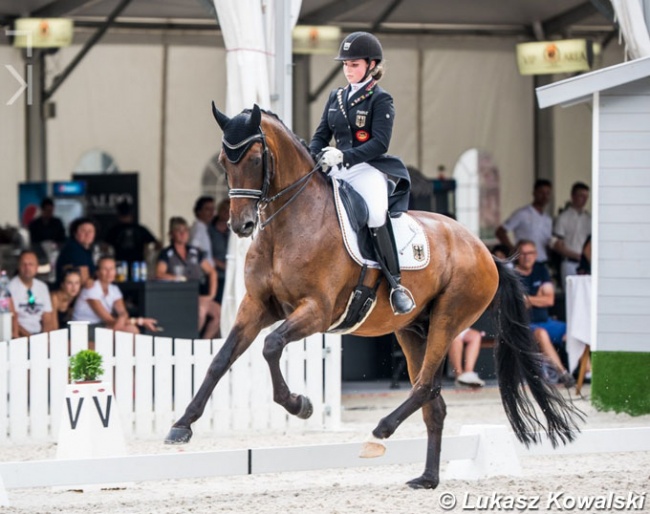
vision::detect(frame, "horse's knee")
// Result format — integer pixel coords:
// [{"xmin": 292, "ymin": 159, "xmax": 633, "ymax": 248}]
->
[
  {"xmin": 263, "ymin": 332, "xmax": 284, "ymax": 362},
  {"xmin": 412, "ymin": 382, "xmax": 441, "ymax": 403}
]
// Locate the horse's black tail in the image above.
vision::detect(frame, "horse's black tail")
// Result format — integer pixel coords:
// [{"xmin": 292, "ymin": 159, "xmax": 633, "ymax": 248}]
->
[{"xmin": 491, "ymin": 258, "xmax": 583, "ymax": 448}]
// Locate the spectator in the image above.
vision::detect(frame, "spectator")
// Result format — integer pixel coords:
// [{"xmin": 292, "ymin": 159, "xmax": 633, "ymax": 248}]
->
[
  {"xmin": 8, "ymin": 250, "xmax": 55, "ymax": 336},
  {"xmin": 495, "ymin": 179, "xmax": 553, "ymax": 263},
  {"xmin": 448, "ymin": 327, "xmax": 485, "ymax": 387},
  {"xmin": 156, "ymin": 217, "xmax": 220, "ymax": 339},
  {"xmin": 514, "ymin": 240, "xmax": 575, "ymax": 387},
  {"xmin": 28, "ymin": 198, "xmax": 66, "ymax": 247},
  {"xmin": 190, "ymin": 196, "xmax": 216, "ymax": 265},
  {"xmin": 72, "ymin": 256, "xmax": 158, "ymax": 333},
  {"xmin": 55, "ymin": 217, "xmax": 97, "ymax": 287},
  {"xmin": 552, "ymin": 182, "xmax": 591, "ymax": 287},
  {"xmin": 211, "ymin": 198, "xmax": 230, "ymax": 305},
  {"xmin": 50, "ymin": 268, "xmax": 82, "ymax": 330},
  {"xmin": 104, "ymin": 201, "xmax": 159, "ymax": 266}
]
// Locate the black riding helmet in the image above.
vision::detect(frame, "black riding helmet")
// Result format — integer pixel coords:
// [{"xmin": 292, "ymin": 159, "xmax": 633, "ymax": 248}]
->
[{"xmin": 335, "ymin": 32, "xmax": 383, "ymax": 63}]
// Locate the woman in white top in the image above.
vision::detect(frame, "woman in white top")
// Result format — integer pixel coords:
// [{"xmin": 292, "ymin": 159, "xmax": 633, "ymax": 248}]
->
[{"xmin": 73, "ymin": 256, "xmax": 157, "ymax": 333}]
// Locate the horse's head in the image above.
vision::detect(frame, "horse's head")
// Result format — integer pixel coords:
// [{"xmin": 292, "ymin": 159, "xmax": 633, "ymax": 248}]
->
[
  {"xmin": 213, "ymin": 102, "xmax": 317, "ymax": 238},
  {"xmin": 213, "ymin": 102, "xmax": 268, "ymax": 237}
]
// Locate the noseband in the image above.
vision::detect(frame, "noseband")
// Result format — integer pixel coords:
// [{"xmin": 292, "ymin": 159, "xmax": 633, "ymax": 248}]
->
[{"xmin": 224, "ymin": 128, "xmax": 319, "ymax": 230}]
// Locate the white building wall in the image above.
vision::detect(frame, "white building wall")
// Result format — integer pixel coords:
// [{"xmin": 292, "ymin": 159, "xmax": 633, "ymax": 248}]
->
[
  {"xmin": 598, "ymin": 78, "xmax": 650, "ymax": 352},
  {"xmin": 47, "ymin": 44, "xmax": 164, "ymax": 238}
]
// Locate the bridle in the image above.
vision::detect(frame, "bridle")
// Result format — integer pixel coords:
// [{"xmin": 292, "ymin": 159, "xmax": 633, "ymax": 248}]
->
[{"xmin": 224, "ymin": 127, "xmax": 320, "ymax": 230}]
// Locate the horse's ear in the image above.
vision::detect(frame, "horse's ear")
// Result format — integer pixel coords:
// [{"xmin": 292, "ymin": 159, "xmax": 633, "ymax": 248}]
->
[
  {"xmin": 250, "ymin": 103, "xmax": 262, "ymax": 127},
  {"xmin": 212, "ymin": 101, "xmax": 230, "ymax": 130}
]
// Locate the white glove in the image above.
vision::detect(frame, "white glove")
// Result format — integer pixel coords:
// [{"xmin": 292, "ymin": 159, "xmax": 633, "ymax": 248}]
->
[{"xmin": 319, "ymin": 146, "xmax": 343, "ymax": 172}]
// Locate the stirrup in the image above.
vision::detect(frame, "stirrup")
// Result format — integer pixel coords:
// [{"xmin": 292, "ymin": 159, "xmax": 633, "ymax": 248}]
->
[{"xmin": 389, "ymin": 286, "xmax": 416, "ymax": 315}]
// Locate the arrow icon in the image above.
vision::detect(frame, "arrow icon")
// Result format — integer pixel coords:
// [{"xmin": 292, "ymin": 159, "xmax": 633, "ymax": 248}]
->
[{"xmin": 5, "ymin": 64, "xmax": 31, "ymax": 105}]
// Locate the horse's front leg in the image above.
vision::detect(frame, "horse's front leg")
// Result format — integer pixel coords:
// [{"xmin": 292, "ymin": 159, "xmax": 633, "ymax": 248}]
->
[
  {"xmin": 165, "ymin": 295, "xmax": 275, "ymax": 444},
  {"xmin": 262, "ymin": 300, "xmax": 325, "ymax": 419}
]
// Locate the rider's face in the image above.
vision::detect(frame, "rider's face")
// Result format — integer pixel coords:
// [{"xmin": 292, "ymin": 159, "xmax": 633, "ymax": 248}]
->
[{"xmin": 343, "ymin": 59, "xmax": 374, "ymax": 84}]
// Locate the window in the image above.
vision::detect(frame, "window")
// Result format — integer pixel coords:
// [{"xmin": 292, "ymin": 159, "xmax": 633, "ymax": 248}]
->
[
  {"xmin": 74, "ymin": 150, "xmax": 119, "ymax": 174},
  {"xmin": 453, "ymin": 148, "xmax": 500, "ymax": 242},
  {"xmin": 201, "ymin": 153, "xmax": 229, "ymax": 204}
]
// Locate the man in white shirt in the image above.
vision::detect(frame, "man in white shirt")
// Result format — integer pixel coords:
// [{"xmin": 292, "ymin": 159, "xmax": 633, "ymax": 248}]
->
[
  {"xmin": 495, "ymin": 179, "xmax": 553, "ymax": 263},
  {"xmin": 8, "ymin": 250, "xmax": 54, "ymax": 336},
  {"xmin": 552, "ymin": 182, "xmax": 591, "ymax": 288}
]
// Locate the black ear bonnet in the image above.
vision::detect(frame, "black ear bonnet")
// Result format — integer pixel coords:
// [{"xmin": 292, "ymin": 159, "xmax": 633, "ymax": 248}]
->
[{"xmin": 212, "ymin": 102, "xmax": 263, "ymax": 163}]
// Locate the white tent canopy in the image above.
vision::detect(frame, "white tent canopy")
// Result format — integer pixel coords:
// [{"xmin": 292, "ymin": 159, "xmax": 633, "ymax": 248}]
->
[{"xmin": 213, "ymin": 0, "xmax": 301, "ymax": 333}]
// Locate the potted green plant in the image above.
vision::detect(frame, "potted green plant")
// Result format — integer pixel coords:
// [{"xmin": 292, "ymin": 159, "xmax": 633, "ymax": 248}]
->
[{"xmin": 69, "ymin": 349, "xmax": 105, "ymax": 383}]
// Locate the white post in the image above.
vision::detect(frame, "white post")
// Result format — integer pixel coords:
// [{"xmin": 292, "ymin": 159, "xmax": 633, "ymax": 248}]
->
[
  {"xmin": 0, "ymin": 312, "xmax": 12, "ymax": 342},
  {"xmin": 68, "ymin": 321, "xmax": 89, "ymax": 354},
  {"xmin": 445, "ymin": 425, "xmax": 522, "ymax": 480}
]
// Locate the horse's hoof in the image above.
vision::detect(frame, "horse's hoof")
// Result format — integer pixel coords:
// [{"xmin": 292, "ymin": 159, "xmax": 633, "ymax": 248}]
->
[
  {"xmin": 359, "ymin": 435, "xmax": 386, "ymax": 458},
  {"xmin": 297, "ymin": 396, "xmax": 313, "ymax": 419},
  {"xmin": 164, "ymin": 426, "xmax": 193, "ymax": 444},
  {"xmin": 406, "ymin": 476, "xmax": 439, "ymax": 490}
]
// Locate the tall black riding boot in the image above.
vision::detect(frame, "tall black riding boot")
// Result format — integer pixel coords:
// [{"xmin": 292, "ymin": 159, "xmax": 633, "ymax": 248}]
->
[{"xmin": 370, "ymin": 220, "xmax": 416, "ymax": 315}]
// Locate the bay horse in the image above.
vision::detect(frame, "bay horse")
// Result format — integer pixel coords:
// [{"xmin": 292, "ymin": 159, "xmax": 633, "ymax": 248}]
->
[{"xmin": 165, "ymin": 104, "xmax": 581, "ymax": 489}]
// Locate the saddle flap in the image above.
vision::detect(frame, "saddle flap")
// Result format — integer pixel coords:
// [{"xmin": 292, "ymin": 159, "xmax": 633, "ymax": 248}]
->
[
  {"xmin": 337, "ymin": 179, "xmax": 369, "ymax": 232},
  {"xmin": 331, "ymin": 178, "xmax": 430, "ymax": 270}
]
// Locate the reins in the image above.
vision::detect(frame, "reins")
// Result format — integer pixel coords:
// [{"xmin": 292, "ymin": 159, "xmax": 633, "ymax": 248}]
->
[{"xmin": 257, "ymin": 165, "xmax": 320, "ymax": 229}]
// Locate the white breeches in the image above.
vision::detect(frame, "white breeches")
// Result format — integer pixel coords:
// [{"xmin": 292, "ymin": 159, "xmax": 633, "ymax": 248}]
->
[{"xmin": 329, "ymin": 162, "xmax": 388, "ymax": 228}]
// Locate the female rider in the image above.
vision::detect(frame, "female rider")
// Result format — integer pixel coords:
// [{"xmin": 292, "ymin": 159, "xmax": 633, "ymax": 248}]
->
[{"xmin": 310, "ymin": 31, "xmax": 414, "ymax": 315}]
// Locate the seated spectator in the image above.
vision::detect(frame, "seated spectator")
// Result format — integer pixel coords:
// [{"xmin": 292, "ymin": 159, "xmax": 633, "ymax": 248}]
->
[
  {"xmin": 7, "ymin": 297, "xmax": 19, "ymax": 339},
  {"xmin": 8, "ymin": 250, "xmax": 55, "ymax": 337},
  {"xmin": 28, "ymin": 197, "xmax": 66, "ymax": 247},
  {"xmin": 50, "ymin": 268, "xmax": 82, "ymax": 330},
  {"xmin": 55, "ymin": 217, "xmax": 97, "ymax": 287},
  {"xmin": 211, "ymin": 198, "xmax": 230, "ymax": 305},
  {"xmin": 190, "ymin": 196, "xmax": 216, "ymax": 264},
  {"xmin": 104, "ymin": 200, "xmax": 159, "ymax": 266},
  {"xmin": 448, "ymin": 327, "xmax": 485, "ymax": 387},
  {"xmin": 72, "ymin": 256, "xmax": 158, "ymax": 334},
  {"xmin": 156, "ymin": 217, "xmax": 220, "ymax": 339},
  {"xmin": 514, "ymin": 240, "xmax": 575, "ymax": 387}
]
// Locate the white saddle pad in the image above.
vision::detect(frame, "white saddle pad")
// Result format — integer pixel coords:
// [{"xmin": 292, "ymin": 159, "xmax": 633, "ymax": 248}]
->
[{"xmin": 332, "ymin": 177, "xmax": 430, "ymax": 270}]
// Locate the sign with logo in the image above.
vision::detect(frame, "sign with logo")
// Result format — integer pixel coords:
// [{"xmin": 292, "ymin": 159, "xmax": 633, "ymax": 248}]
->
[
  {"xmin": 52, "ymin": 181, "xmax": 86, "ymax": 197},
  {"xmin": 13, "ymin": 18, "xmax": 73, "ymax": 48},
  {"xmin": 292, "ymin": 25, "xmax": 341, "ymax": 55},
  {"xmin": 516, "ymin": 39, "xmax": 594, "ymax": 75}
]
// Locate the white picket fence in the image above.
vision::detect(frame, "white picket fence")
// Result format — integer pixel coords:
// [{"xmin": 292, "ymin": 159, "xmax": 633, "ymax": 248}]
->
[{"xmin": 0, "ymin": 322, "xmax": 342, "ymax": 443}]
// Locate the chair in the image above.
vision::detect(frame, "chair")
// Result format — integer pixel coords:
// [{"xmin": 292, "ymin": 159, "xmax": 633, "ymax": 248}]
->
[{"xmin": 576, "ymin": 346, "xmax": 591, "ymax": 396}]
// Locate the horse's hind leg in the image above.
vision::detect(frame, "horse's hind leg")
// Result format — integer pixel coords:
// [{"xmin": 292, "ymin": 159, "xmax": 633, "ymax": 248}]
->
[
  {"xmin": 408, "ymin": 377, "xmax": 446, "ymax": 489},
  {"xmin": 262, "ymin": 300, "xmax": 325, "ymax": 418},
  {"xmin": 368, "ymin": 329, "xmax": 447, "ymax": 489}
]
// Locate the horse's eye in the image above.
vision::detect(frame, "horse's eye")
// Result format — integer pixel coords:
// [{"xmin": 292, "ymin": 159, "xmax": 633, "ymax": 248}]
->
[{"xmin": 253, "ymin": 156, "xmax": 261, "ymax": 166}]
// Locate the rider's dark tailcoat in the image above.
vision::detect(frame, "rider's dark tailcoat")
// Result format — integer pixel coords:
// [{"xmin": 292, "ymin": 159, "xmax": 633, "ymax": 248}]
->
[{"xmin": 309, "ymin": 81, "xmax": 410, "ymax": 214}]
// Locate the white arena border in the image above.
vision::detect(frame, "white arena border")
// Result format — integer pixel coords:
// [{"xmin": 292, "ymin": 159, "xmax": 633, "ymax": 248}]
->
[{"xmin": 1, "ymin": 426, "xmax": 649, "ymax": 492}]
